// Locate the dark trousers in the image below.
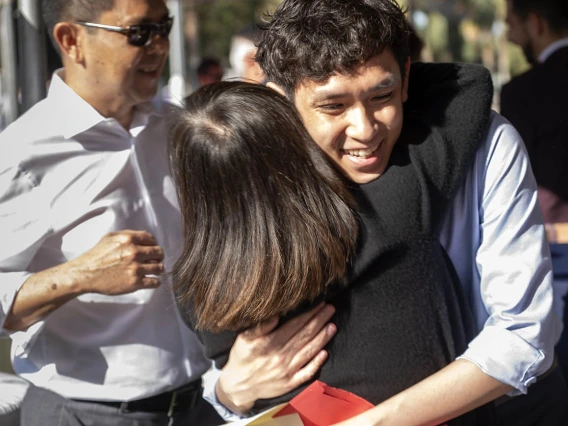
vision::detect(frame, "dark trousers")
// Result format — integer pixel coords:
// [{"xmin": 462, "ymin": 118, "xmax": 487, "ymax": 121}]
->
[
  {"xmin": 495, "ymin": 366, "xmax": 568, "ymax": 426},
  {"xmin": 21, "ymin": 384, "xmax": 224, "ymax": 426}
]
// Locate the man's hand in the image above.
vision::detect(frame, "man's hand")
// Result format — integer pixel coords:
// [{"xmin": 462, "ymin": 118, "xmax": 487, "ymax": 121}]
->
[
  {"xmin": 68, "ymin": 230, "xmax": 164, "ymax": 295},
  {"xmin": 216, "ymin": 303, "xmax": 337, "ymax": 415},
  {"xmin": 4, "ymin": 230, "xmax": 164, "ymax": 331}
]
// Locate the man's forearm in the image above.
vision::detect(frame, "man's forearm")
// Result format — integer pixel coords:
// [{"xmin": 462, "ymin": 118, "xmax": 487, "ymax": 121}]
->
[
  {"xmin": 4, "ymin": 262, "xmax": 83, "ymax": 331},
  {"xmin": 335, "ymin": 359, "xmax": 511, "ymax": 426},
  {"xmin": 4, "ymin": 230, "xmax": 166, "ymax": 332}
]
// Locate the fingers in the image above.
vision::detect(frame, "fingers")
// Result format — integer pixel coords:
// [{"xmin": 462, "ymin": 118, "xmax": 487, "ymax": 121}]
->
[
  {"xmin": 277, "ymin": 303, "xmax": 335, "ymax": 348},
  {"xmin": 109, "ymin": 230, "xmax": 158, "ymax": 246},
  {"xmin": 131, "ymin": 231, "xmax": 158, "ymax": 246},
  {"xmin": 141, "ymin": 276, "xmax": 161, "ymax": 289},
  {"xmin": 289, "ymin": 322, "xmax": 336, "ymax": 370},
  {"xmin": 107, "ymin": 231, "xmax": 163, "ymax": 263},
  {"xmin": 136, "ymin": 263, "xmax": 165, "ymax": 276},
  {"xmin": 134, "ymin": 245, "xmax": 164, "ymax": 262},
  {"xmin": 290, "ymin": 349, "xmax": 329, "ymax": 389}
]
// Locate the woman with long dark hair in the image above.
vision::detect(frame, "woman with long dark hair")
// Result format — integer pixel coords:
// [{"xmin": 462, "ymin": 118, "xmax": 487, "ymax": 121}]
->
[{"xmin": 169, "ymin": 81, "xmax": 358, "ymax": 333}]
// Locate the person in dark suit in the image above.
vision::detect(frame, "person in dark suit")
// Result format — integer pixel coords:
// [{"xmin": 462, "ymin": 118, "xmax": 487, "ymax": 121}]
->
[
  {"xmin": 501, "ymin": 0, "xmax": 568, "ymax": 395},
  {"xmin": 501, "ymin": 0, "xmax": 568, "ymax": 225}
]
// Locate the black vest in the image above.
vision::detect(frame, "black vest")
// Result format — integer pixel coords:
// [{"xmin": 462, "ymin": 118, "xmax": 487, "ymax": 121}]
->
[{"xmin": 180, "ymin": 62, "xmax": 496, "ymax": 425}]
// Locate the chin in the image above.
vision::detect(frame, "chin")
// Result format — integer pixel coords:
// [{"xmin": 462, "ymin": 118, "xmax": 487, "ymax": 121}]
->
[
  {"xmin": 348, "ymin": 172, "xmax": 382, "ymax": 184},
  {"xmin": 135, "ymin": 90, "xmax": 159, "ymax": 104}
]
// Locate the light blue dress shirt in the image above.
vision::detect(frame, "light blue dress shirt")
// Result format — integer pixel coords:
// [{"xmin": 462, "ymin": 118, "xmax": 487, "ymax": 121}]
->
[{"xmin": 441, "ymin": 111, "xmax": 562, "ymax": 395}]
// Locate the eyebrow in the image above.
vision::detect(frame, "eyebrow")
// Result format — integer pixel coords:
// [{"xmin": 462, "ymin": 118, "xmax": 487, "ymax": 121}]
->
[
  {"xmin": 128, "ymin": 12, "xmax": 170, "ymax": 25},
  {"xmin": 310, "ymin": 75, "xmax": 400, "ymax": 104}
]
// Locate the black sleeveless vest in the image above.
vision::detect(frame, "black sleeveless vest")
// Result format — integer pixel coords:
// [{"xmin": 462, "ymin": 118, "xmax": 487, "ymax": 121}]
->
[{"xmin": 180, "ymin": 62, "xmax": 496, "ymax": 425}]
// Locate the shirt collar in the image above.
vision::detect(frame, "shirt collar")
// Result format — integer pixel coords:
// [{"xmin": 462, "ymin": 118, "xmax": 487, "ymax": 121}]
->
[
  {"xmin": 48, "ymin": 69, "xmax": 159, "ymax": 139},
  {"xmin": 538, "ymin": 37, "xmax": 568, "ymax": 63}
]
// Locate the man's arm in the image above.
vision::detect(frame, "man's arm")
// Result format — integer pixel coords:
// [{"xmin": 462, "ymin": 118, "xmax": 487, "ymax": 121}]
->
[
  {"xmin": 206, "ymin": 115, "xmax": 559, "ymax": 423},
  {"xmin": 212, "ymin": 115, "xmax": 558, "ymax": 425},
  {"xmin": 332, "ymin": 359, "xmax": 510, "ymax": 426},
  {"xmin": 336, "ymin": 113, "xmax": 560, "ymax": 425},
  {"xmin": 4, "ymin": 230, "xmax": 165, "ymax": 331}
]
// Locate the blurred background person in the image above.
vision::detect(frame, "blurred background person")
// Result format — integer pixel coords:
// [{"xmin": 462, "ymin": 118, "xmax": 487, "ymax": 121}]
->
[
  {"xmin": 227, "ymin": 24, "xmax": 265, "ymax": 83},
  {"xmin": 500, "ymin": 0, "xmax": 568, "ymax": 386},
  {"xmin": 197, "ymin": 56, "xmax": 224, "ymax": 86},
  {"xmin": 501, "ymin": 0, "xmax": 568, "ymax": 227}
]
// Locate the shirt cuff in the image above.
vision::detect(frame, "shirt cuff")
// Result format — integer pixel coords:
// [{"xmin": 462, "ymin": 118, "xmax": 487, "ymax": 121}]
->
[
  {"xmin": 202, "ymin": 365, "xmax": 246, "ymax": 422},
  {"xmin": 1, "ymin": 271, "xmax": 47, "ymax": 359},
  {"xmin": 1, "ymin": 271, "xmax": 31, "ymax": 334},
  {"xmin": 457, "ymin": 325, "xmax": 553, "ymax": 396}
]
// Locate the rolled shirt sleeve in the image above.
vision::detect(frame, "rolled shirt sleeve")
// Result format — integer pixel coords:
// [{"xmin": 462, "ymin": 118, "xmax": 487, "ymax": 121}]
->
[
  {"xmin": 202, "ymin": 364, "xmax": 245, "ymax": 422},
  {"xmin": 0, "ymin": 162, "xmax": 52, "ymax": 343},
  {"xmin": 451, "ymin": 113, "xmax": 562, "ymax": 395}
]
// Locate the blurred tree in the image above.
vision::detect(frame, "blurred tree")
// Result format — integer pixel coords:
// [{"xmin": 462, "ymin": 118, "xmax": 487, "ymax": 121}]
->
[
  {"xmin": 192, "ymin": 0, "xmax": 276, "ymax": 64},
  {"xmin": 425, "ymin": 12, "xmax": 451, "ymax": 61},
  {"xmin": 409, "ymin": 0, "xmax": 500, "ymax": 62},
  {"xmin": 508, "ymin": 43, "xmax": 530, "ymax": 76},
  {"xmin": 467, "ymin": 0, "xmax": 497, "ymax": 29}
]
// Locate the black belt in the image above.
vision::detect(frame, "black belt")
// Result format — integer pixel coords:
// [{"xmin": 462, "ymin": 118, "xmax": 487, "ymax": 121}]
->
[{"xmin": 73, "ymin": 379, "xmax": 202, "ymax": 414}]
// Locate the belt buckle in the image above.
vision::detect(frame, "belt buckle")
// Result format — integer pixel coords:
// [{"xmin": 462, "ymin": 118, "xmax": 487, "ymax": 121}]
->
[{"xmin": 119, "ymin": 401, "xmax": 131, "ymax": 414}]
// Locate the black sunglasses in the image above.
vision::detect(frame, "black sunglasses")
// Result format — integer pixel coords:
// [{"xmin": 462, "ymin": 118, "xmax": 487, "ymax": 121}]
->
[{"xmin": 74, "ymin": 16, "xmax": 174, "ymax": 47}]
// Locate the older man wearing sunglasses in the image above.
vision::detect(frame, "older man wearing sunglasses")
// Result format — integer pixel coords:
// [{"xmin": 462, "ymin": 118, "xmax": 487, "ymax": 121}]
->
[{"xmin": 0, "ymin": 1, "xmax": 337, "ymax": 425}]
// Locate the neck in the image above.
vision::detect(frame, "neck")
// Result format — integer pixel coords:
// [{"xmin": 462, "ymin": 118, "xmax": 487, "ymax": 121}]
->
[
  {"xmin": 64, "ymin": 67, "xmax": 134, "ymax": 130},
  {"xmin": 535, "ymin": 29, "xmax": 568, "ymax": 59}
]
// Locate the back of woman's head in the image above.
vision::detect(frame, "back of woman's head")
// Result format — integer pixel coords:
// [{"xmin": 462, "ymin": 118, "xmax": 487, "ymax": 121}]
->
[{"xmin": 168, "ymin": 81, "xmax": 357, "ymax": 332}]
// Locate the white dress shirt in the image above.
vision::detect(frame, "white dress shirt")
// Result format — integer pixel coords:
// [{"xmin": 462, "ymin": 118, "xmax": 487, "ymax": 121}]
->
[
  {"xmin": 0, "ymin": 71, "xmax": 211, "ymax": 401},
  {"xmin": 204, "ymin": 112, "xmax": 563, "ymax": 420},
  {"xmin": 538, "ymin": 37, "xmax": 568, "ymax": 63}
]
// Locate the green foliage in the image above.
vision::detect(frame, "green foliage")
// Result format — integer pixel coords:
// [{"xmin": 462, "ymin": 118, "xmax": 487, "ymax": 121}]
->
[
  {"xmin": 424, "ymin": 12, "xmax": 450, "ymax": 61},
  {"xmin": 195, "ymin": 0, "xmax": 271, "ymax": 62},
  {"xmin": 508, "ymin": 42, "xmax": 530, "ymax": 76},
  {"xmin": 462, "ymin": 37, "xmax": 481, "ymax": 63},
  {"xmin": 466, "ymin": 0, "xmax": 498, "ymax": 28}
]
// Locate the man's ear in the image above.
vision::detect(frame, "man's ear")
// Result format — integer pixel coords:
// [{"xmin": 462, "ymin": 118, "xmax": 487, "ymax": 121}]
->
[
  {"xmin": 266, "ymin": 82, "xmax": 287, "ymax": 98},
  {"xmin": 53, "ymin": 22, "xmax": 84, "ymax": 63},
  {"xmin": 526, "ymin": 11, "xmax": 545, "ymax": 38},
  {"xmin": 402, "ymin": 57, "xmax": 410, "ymax": 103}
]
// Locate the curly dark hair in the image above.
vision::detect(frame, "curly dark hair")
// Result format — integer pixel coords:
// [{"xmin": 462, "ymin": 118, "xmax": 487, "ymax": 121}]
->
[{"xmin": 256, "ymin": 0, "xmax": 410, "ymax": 97}]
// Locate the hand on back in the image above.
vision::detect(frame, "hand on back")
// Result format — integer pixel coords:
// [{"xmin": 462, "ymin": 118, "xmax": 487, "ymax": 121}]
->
[{"xmin": 216, "ymin": 303, "xmax": 337, "ymax": 415}]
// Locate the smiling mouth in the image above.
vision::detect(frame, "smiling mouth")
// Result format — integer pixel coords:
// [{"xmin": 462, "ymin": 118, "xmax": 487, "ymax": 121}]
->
[
  {"xmin": 139, "ymin": 65, "xmax": 159, "ymax": 73},
  {"xmin": 341, "ymin": 142, "xmax": 382, "ymax": 159}
]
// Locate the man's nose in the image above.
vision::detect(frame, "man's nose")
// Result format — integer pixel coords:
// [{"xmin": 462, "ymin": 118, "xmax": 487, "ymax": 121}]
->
[
  {"xmin": 146, "ymin": 34, "xmax": 169, "ymax": 55},
  {"xmin": 345, "ymin": 106, "xmax": 378, "ymax": 142}
]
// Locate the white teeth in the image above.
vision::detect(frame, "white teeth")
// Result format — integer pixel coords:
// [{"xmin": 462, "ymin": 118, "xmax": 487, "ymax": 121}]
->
[{"xmin": 342, "ymin": 146, "xmax": 379, "ymax": 158}]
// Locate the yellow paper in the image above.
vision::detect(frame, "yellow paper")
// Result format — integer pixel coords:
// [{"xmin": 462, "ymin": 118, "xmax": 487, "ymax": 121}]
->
[
  {"xmin": 249, "ymin": 413, "xmax": 304, "ymax": 426},
  {"xmin": 221, "ymin": 403, "xmax": 304, "ymax": 426}
]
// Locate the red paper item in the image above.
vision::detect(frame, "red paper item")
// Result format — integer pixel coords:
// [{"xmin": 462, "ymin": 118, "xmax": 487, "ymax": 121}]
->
[{"xmin": 274, "ymin": 381, "xmax": 373, "ymax": 426}]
